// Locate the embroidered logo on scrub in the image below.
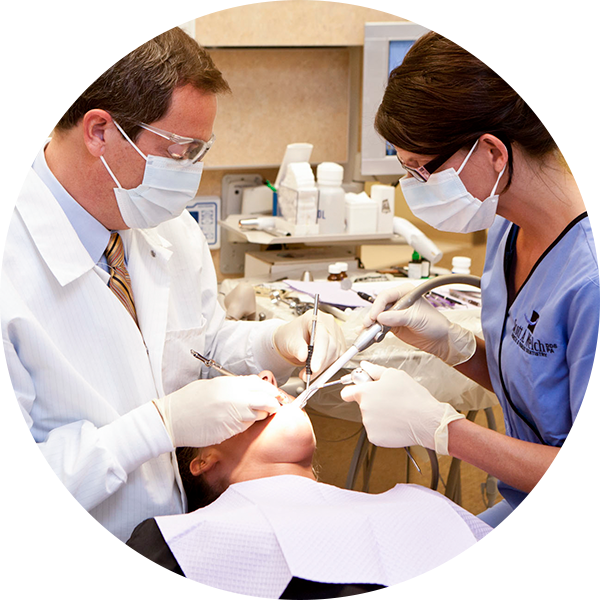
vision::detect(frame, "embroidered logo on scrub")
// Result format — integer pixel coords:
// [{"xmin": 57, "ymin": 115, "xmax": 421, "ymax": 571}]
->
[{"xmin": 510, "ymin": 311, "xmax": 557, "ymax": 357}]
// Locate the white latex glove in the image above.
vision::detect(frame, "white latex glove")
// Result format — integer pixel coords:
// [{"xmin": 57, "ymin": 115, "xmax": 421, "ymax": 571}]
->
[
  {"xmin": 153, "ymin": 376, "xmax": 281, "ymax": 448},
  {"xmin": 273, "ymin": 310, "xmax": 347, "ymax": 380},
  {"xmin": 364, "ymin": 283, "xmax": 476, "ymax": 366},
  {"xmin": 340, "ymin": 361, "xmax": 465, "ymax": 455}
]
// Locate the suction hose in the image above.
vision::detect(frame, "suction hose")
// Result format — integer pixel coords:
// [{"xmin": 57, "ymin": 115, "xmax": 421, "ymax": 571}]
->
[{"xmin": 353, "ymin": 274, "xmax": 482, "ymax": 353}]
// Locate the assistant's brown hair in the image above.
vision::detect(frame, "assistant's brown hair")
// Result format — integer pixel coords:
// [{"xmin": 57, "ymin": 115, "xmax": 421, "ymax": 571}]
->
[
  {"xmin": 375, "ymin": 32, "xmax": 558, "ymax": 184},
  {"xmin": 55, "ymin": 27, "xmax": 230, "ymax": 141}
]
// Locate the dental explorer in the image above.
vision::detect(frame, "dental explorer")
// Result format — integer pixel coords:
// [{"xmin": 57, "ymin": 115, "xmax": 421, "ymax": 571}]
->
[{"xmin": 304, "ymin": 294, "xmax": 319, "ymax": 390}]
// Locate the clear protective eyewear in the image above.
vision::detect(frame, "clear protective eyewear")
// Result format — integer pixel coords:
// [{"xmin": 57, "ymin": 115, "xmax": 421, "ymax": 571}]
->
[{"xmin": 135, "ymin": 121, "xmax": 215, "ymax": 164}]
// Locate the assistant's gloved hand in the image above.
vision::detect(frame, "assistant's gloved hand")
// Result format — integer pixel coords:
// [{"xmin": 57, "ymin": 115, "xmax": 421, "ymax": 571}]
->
[
  {"xmin": 153, "ymin": 376, "xmax": 281, "ymax": 448},
  {"xmin": 273, "ymin": 310, "xmax": 347, "ymax": 380},
  {"xmin": 364, "ymin": 283, "xmax": 476, "ymax": 366},
  {"xmin": 340, "ymin": 361, "xmax": 465, "ymax": 455}
]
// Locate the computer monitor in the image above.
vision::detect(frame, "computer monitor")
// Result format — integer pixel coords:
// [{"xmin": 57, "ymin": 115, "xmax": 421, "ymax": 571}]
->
[{"xmin": 361, "ymin": 22, "xmax": 429, "ymax": 176}]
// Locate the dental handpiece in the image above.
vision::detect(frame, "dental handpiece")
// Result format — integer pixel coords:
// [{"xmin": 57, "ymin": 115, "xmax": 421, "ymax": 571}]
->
[
  {"xmin": 353, "ymin": 273, "xmax": 483, "ymax": 354},
  {"xmin": 292, "ymin": 274, "xmax": 481, "ymax": 409}
]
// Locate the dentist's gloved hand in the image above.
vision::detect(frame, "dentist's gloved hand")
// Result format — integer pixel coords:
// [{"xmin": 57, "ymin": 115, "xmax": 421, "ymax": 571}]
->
[
  {"xmin": 273, "ymin": 310, "xmax": 346, "ymax": 380},
  {"xmin": 153, "ymin": 376, "xmax": 281, "ymax": 448},
  {"xmin": 340, "ymin": 361, "xmax": 465, "ymax": 455},
  {"xmin": 364, "ymin": 283, "xmax": 476, "ymax": 367}
]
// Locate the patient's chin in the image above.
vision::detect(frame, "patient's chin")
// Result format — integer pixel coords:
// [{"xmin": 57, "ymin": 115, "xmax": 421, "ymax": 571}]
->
[{"xmin": 260, "ymin": 404, "xmax": 316, "ymax": 462}]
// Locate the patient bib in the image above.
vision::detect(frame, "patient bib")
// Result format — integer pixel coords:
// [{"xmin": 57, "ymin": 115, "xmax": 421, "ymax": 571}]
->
[{"xmin": 156, "ymin": 475, "xmax": 483, "ymax": 598}]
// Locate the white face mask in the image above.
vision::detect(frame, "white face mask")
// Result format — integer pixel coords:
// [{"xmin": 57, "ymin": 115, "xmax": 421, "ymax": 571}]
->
[
  {"xmin": 400, "ymin": 139, "xmax": 506, "ymax": 233},
  {"xmin": 100, "ymin": 122, "xmax": 204, "ymax": 229}
]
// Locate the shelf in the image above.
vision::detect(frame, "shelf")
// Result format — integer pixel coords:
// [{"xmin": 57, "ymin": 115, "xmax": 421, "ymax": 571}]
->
[{"xmin": 220, "ymin": 215, "xmax": 408, "ymax": 246}]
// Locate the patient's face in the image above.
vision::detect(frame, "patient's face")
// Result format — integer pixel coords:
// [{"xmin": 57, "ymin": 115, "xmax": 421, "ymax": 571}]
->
[
  {"xmin": 219, "ymin": 386, "xmax": 316, "ymax": 467},
  {"xmin": 193, "ymin": 371, "xmax": 316, "ymax": 487}
]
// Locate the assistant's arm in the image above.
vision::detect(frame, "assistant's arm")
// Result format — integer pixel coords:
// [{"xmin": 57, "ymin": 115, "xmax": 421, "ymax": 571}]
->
[
  {"xmin": 341, "ymin": 362, "xmax": 558, "ymax": 495},
  {"xmin": 454, "ymin": 336, "xmax": 493, "ymax": 391},
  {"xmin": 447, "ymin": 418, "xmax": 559, "ymax": 493}
]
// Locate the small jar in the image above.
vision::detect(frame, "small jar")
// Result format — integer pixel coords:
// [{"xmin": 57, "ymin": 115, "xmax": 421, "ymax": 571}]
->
[
  {"xmin": 407, "ymin": 251, "xmax": 422, "ymax": 279},
  {"xmin": 327, "ymin": 264, "xmax": 343, "ymax": 281},
  {"xmin": 336, "ymin": 262, "xmax": 349, "ymax": 279},
  {"xmin": 451, "ymin": 256, "xmax": 472, "ymax": 275}
]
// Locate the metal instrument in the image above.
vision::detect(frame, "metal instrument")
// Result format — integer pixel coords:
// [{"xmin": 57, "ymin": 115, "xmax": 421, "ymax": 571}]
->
[
  {"xmin": 304, "ymin": 294, "xmax": 319, "ymax": 389},
  {"xmin": 299, "ymin": 366, "xmax": 422, "ymax": 473},
  {"xmin": 190, "ymin": 349, "xmax": 236, "ymax": 377}
]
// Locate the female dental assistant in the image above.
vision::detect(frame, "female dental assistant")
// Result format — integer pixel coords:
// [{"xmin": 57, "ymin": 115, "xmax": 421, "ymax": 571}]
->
[{"xmin": 341, "ymin": 31, "xmax": 599, "ymax": 527}]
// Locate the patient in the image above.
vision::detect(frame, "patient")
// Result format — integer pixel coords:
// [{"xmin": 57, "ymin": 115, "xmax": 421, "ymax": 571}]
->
[
  {"xmin": 176, "ymin": 375, "xmax": 317, "ymax": 513},
  {"xmin": 127, "ymin": 371, "xmax": 491, "ymax": 598}
]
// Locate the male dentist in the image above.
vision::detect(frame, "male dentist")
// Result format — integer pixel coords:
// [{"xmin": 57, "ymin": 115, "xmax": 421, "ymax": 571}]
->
[{"xmin": 1, "ymin": 27, "xmax": 345, "ymax": 542}]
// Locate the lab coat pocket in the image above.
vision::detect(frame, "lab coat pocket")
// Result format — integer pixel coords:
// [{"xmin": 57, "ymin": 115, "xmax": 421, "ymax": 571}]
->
[{"xmin": 162, "ymin": 318, "xmax": 207, "ymax": 395}]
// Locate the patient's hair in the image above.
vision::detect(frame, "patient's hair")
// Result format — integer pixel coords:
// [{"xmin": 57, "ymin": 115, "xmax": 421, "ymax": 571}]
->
[{"xmin": 176, "ymin": 447, "xmax": 227, "ymax": 512}]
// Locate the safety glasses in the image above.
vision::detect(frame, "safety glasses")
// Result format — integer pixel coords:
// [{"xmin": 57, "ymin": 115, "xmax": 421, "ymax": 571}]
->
[
  {"xmin": 397, "ymin": 133, "xmax": 511, "ymax": 183},
  {"xmin": 135, "ymin": 122, "xmax": 215, "ymax": 163},
  {"xmin": 396, "ymin": 146, "xmax": 461, "ymax": 183}
]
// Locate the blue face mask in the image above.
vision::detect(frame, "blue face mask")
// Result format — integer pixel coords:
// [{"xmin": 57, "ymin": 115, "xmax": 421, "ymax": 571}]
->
[
  {"xmin": 400, "ymin": 139, "xmax": 506, "ymax": 233},
  {"xmin": 101, "ymin": 121, "xmax": 204, "ymax": 229}
]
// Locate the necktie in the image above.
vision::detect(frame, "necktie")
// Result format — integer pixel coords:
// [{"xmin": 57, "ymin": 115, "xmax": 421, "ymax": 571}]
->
[{"xmin": 105, "ymin": 232, "xmax": 138, "ymax": 325}]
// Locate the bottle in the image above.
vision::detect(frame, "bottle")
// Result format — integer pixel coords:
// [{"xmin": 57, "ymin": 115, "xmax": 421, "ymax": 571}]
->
[
  {"xmin": 336, "ymin": 262, "xmax": 349, "ymax": 279},
  {"xmin": 421, "ymin": 258, "xmax": 430, "ymax": 278},
  {"xmin": 316, "ymin": 162, "xmax": 346, "ymax": 235},
  {"xmin": 327, "ymin": 263, "xmax": 343, "ymax": 281},
  {"xmin": 408, "ymin": 251, "xmax": 422, "ymax": 279},
  {"xmin": 452, "ymin": 256, "xmax": 472, "ymax": 275},
  {"xmin": 370, "ymin": 184, "xmax": 395, "ymax": 234},
  {"xmin": 280, "ymin": 162, "xmax": 318, "ymax": 236}
]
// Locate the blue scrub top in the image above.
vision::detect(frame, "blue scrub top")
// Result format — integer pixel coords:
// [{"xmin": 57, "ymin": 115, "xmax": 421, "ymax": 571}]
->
[{"xmin": 481, "ymin": 213, "xmax": 599, "ymax": 508}]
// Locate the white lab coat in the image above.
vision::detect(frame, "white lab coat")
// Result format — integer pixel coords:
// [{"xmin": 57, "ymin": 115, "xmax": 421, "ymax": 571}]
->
[{"xmin": 1, "ymin": 168, "xmax": 293, "ymax": 542}]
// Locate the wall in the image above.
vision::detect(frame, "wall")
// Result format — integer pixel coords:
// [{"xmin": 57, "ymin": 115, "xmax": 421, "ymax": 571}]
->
[
  {"xmin": 194, "ymin": 0, "xmax": 404, "ymax": 200},
  {"xmin": 190, "ymin": 1, "xmax": 486, "ymax": 278}
]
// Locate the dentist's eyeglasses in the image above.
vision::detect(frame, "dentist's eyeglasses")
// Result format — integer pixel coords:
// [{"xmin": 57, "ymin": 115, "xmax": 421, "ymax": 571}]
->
[{"xmin": 135, "ymin": 122, "xmax": 215, "ymax": 163}]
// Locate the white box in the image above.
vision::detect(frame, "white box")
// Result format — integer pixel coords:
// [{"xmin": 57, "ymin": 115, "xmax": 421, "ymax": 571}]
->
[
  {"xmin": 345, "ymin": 192, "xmax": 378, "ymax": 234},
  {"xmin": 370, "ymin": 184, "xmax": 395, "ymax": 234}
]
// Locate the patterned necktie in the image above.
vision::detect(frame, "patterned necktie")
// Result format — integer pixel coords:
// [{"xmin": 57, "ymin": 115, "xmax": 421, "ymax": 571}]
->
[{"xmin": 105, "ymin": 232, "xmax": 138, "ymax": 325}]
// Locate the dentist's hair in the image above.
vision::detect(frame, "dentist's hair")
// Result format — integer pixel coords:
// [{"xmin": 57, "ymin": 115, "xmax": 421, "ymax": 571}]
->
[
  {"xmin": 55, "ymin": 27, "xmax": 230, "ymax": 141},
  {"xmin": 375, "ymin": 32, "xmax": 560, "ymax": 185}
]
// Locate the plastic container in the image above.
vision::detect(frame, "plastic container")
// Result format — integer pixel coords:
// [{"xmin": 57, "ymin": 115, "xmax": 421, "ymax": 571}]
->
[
  {"xmin": 278, "ymin": 162, "xmax": 318, "ymax": 236},
  {"xmin": 408, "ymin": 251, "xmax": 422, "ymax": 279},
  {"xmin": 452, "ymin": 256, "xmax": 472, "ymax": 275},
  {"xmin": 345, "ymin": 192, "xmax": 378, "ymax": 234},
  {"xmin": 317, "ymin": 162, "xmax": 346, "ymax": 235},
  {"xmin": 370, "ymin": 184, "xmax": 395, "ymax": 234}
]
